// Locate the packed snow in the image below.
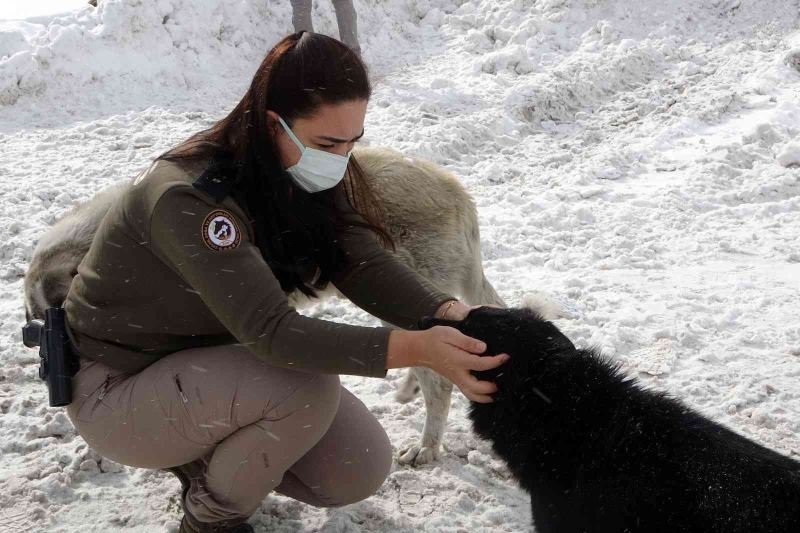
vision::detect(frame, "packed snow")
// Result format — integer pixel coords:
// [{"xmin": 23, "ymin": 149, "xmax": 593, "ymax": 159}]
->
[{"xmin": 1, "ymin": 0, "xmax": 798, "ymax": 531}]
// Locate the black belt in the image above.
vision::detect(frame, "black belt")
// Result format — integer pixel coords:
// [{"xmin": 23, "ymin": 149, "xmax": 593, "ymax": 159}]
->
[{"xmin": 22, "ymin": 308, "xmax": 79, "ymax": 407}]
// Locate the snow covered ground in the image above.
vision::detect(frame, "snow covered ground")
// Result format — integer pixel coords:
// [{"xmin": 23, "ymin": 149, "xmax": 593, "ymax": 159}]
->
[{"xmin": 1, "ymin": 0, "xmax": 799, "ymax": 531}]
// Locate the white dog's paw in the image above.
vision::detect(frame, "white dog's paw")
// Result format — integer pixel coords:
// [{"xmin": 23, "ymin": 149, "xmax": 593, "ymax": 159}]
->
[
  {"xmin": 398, "ymin": 444, "xmax": 439, "ymax": 466},
  {"xmin": 521, "ymin": 291, "xmax": 574, "ymax": 320}
]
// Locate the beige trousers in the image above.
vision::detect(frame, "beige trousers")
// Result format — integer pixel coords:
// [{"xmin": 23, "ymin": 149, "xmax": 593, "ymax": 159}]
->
[{"xmin": 65, "ymin": 344, "xmax": 392, "ymax": 523}]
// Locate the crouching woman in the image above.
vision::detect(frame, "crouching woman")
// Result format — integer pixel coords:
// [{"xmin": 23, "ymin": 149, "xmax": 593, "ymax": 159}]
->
[{"xmin": 63, "ymin": 32, "xmax": 507, "ymax": 532}]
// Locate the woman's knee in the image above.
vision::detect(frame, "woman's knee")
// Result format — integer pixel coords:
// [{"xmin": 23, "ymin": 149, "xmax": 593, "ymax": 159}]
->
[
  {"xmin": 337, "ymin": 457, "xmax": 392, "ymax": 507},
  {"xmin": 295, "ymin": 440, "xmax": 391, "ymax": 508},
  {"xmin": 320, "ymin": 390, "xmax": 393, "ymax": 506}
]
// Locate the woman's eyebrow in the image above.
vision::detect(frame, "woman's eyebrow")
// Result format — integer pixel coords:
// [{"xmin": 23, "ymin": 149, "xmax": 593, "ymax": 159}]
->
[{"xmin": 316, "ymin": 129, "xmax": 365, "ymax": 143}]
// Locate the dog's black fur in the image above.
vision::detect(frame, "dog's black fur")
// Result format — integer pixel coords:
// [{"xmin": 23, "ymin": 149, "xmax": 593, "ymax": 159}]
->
[{"xmin": 419, "ymin": 307, "xmax": 800, "ymax": 533}]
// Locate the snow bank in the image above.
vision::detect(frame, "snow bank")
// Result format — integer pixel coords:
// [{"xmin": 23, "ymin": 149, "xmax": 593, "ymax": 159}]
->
[
  {"xmin": 0, "ymin": 1, "xmax": 91, "ymax": 24},
  {"xmin": 0, "ymin": 0, "xmax": 438, "ymax": 124}
]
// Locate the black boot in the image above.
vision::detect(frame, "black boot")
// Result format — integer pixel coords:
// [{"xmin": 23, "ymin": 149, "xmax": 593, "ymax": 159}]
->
[
  {"xmin": 179, "ymin": 513, "xmax": 255, "ymax": 532},
  {"xmin": 161, "ymin": 464, "xmax": 255, "ymax": 533}
]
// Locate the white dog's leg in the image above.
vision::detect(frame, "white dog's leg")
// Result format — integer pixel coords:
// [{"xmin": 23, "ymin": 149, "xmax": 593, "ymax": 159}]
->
[
  {"xmin": 394, "ymin": 368, "xmax": 420, "ymax": 404},
  {"xmin": 398, "ymin": 366, "xmax": 453, "ymax": 466}
]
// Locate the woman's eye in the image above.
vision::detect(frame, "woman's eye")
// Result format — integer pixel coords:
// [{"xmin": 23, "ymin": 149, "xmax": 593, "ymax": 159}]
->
[{"xmin": 318, "ymin": 143, "xmax": 335, "ymax": 149}]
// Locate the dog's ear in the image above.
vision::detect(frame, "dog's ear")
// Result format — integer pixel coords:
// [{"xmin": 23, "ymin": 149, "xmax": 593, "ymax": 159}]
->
[{"xmin": 417, "ymin": 316, "xmax": 460, "ymax": 331}]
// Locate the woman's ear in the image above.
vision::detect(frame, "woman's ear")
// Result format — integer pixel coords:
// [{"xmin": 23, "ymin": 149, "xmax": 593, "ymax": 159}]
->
[{"xmin": 266, "ymin": 110, "xmax": 284, "ymax": 137}]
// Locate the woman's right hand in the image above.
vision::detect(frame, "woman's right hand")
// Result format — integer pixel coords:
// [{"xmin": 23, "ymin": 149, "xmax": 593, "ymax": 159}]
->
[{"xmin": 387, "ymin": 328, "xmax": 510, "ymax": 403}]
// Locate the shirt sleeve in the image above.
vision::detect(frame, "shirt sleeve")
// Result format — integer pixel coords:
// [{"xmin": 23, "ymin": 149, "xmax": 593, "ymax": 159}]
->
[
  {"xmin": 148, "ymin": 185, "xmax": 391, "ymax": 378},
  {"xmin": 329, "ymin": 185, "xmax": 457, "ymax": 330}
]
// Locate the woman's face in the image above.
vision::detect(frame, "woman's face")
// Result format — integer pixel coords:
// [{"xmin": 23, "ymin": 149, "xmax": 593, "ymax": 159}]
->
[{"xmin": 268, "ymin": 99, "xmax": 368, "ymax": 168}]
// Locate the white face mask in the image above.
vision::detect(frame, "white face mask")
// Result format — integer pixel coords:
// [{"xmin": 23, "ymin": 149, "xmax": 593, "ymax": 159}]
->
[{"xmin": 277, "ymin": 116, "xmax": 353, "ymax": 193}]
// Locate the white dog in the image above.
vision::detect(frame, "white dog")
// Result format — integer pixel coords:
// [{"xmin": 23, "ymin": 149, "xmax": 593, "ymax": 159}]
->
[{"xmin": 24, "ymin": 146, "xmax": 506, "ymax": 465}]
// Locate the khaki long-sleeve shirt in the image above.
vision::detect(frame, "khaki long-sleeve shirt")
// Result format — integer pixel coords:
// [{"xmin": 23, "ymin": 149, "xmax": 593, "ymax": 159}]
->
[{"xmin": 64, "ymin": 158, "xmax": 455, "ymax": 377}]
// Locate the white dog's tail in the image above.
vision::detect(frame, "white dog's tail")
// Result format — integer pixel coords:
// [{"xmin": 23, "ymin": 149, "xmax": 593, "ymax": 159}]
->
[{"xmin": 521, "ymin": 291, "xmax": 570, "ymax": 321}]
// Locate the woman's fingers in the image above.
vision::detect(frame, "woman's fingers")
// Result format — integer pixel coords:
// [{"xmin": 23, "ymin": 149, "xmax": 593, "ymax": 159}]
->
[
  {"xmin": 455, "ymin": 353, "xmax": 510, "ymax": 403},
  {"xmin": 467, "ymin": 392, "xmax": 495, "ymax": 403},
  {"xmin": 469, "ymin": 353, "xmax": 510, "ymax": 371},
  {"xmin": 438, "ymin": 326, "xmax": 486, "ymax": 354},
  {"xmin": 426, "ymin": 326, "xmax": 512, "ymax": 404},
  {"xmin": 459, "ymin": 374, "xmax": 498, "ymax": 403},
  {"xmin": 464, "ymin": 373, "xmax": 498, "ymax": 395},
  {"xmin": 452, "ymin": 370, "xmax": 498, "ymax": 404}
]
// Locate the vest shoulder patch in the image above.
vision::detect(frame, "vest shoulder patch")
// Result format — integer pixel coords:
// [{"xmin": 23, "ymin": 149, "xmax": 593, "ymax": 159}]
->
[{"xmin": 202, "ymin": 210, "xmax": 241, "ymax": 251}]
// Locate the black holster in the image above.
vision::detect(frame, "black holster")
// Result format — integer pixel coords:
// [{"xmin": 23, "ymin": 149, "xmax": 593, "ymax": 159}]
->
[{"xmin": 22, "ymin": 308, "xmax": 79, "ymax": 407}]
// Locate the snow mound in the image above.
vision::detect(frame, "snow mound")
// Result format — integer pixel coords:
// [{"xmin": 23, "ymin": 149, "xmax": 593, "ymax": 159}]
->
[
  {"xmin": 505, "ymin": 39, "xmax": 665, "ymax": 123},
  {"xmin": 0, "ymin": 0, "xmax": 430, "ymax": 116},
  {"xmin": 0, "ymin": 0, "xmax": 290, "ymax": 107}
]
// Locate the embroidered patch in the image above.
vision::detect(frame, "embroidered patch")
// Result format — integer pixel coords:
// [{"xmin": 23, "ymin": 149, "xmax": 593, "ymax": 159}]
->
[{"xmin": 202, "ymin": 210, "xmax": 241, "ymax": 251}]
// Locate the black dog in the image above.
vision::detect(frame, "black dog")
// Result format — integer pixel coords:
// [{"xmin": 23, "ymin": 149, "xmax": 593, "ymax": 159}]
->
[{"xmin": 419, "ymin": 306, "xmax": 800, "ymax": 533}]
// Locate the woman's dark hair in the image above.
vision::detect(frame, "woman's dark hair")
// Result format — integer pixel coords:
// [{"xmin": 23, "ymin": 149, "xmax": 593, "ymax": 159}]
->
[{"xmin": 156, "ymin": 32, "xmax": 393, "ymax": 297}]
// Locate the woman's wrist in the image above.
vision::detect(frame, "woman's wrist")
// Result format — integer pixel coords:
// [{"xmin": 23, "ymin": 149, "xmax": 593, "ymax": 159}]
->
[
  {"xmin": 386, "ymin": 329, "xmax": 424, "ymax": 369},
  {"xmin": 435, "ymin": 299, "xmax": 472, "ymax": 321},
  {"xmin": 435, "ymin": 299, "xmax": 458, "ymax": 319}
]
